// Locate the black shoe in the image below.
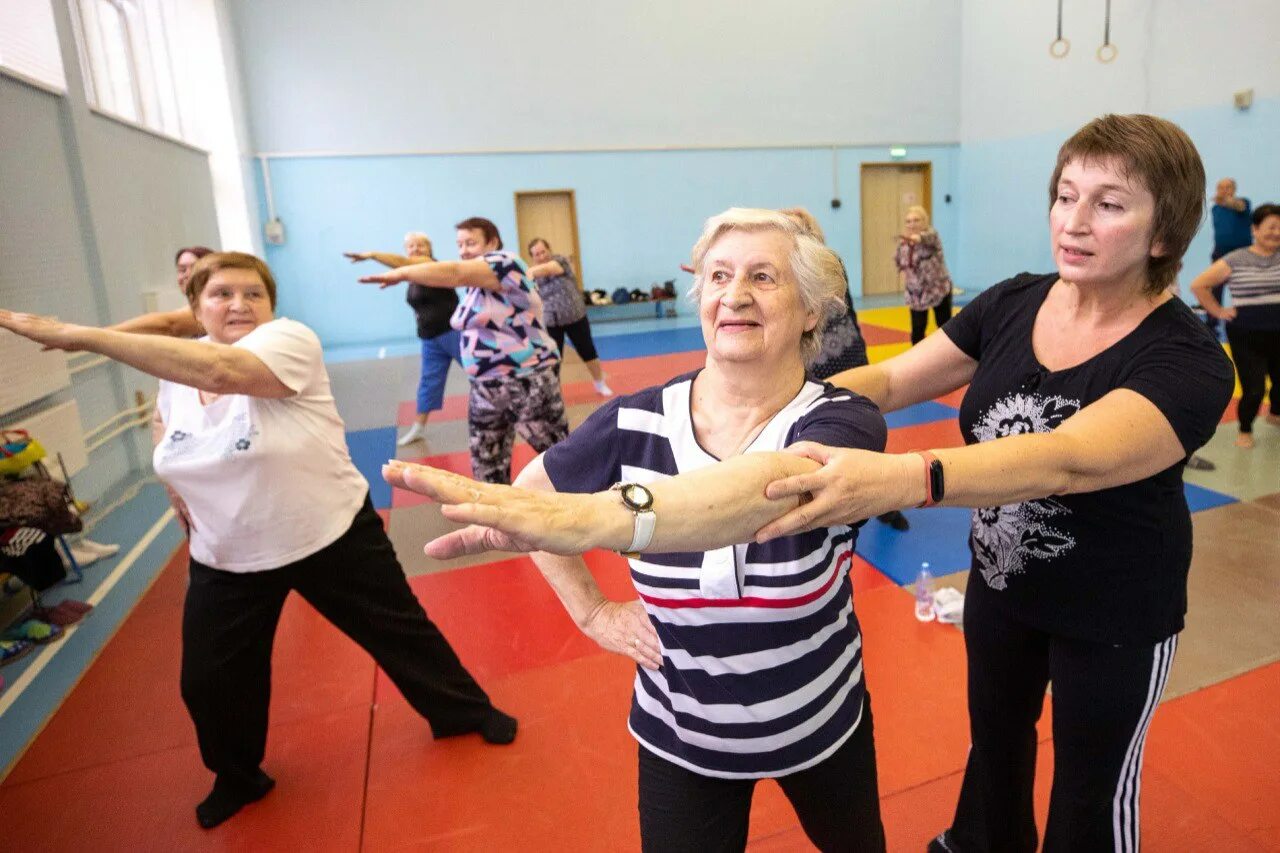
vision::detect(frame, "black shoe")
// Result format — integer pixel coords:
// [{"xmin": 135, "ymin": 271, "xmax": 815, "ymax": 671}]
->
[
  {"xmin": 877, "ymin": 510, "xmax": 910, "ymax": 531},
  {"xmin": 196, "ymin": 769, "xmax": 275, "ymax": 829},
  {"xmin": 927, "ymin": 830, "xmax": 963, "ymax": 853},
  {"xmin": 1185, "ymin": 454, "xmax": 1216, "ymax": 471},
  {"xmin": 435, "ymin": 707, "xmax": 518, "ymax": 745}
]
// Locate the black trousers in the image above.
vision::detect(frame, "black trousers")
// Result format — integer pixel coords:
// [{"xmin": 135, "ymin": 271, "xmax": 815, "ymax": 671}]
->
[
  {"xmin": 1224, "ymin": 325, "xmax": 1280, "ymax": 433},
  {"xmin": 180, "ymin": 497, "xmax": 493, "ymax": 782},
  {"xmin": 548, "ymin": 314, "xmax": 600, "ymax": 365},
  {"xmin": 945, "ymin": 588, "xmax": 1177, "ymax": 853},
  {"xmin": 637, "ymin": 695, "xmax": 886, "ymax": 853},
  {"xmin": 910, "ymin": 293, "xmax": 953, "ymax": 345}
]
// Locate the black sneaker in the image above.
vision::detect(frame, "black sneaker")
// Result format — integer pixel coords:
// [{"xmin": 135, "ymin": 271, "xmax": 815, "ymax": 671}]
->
[
  {"xmin": 878, "ymin": 510, "xmax": 911, "ymax": 531},
  {"xmin": 927, "ymin": 830, "xmax": 963, "ymax": 853},
  {"xmin": 1185, "ymin": 455, "xmax": 1216, "ymax": 471}
]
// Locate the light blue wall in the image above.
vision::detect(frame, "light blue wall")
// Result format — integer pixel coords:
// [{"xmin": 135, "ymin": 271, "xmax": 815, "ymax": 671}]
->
[
  {"xmin": 954, "ymin": 98, "xmax": 1280, "ymax": 296},
  {"xmin": 257, "ymin": 145, "xmax": 960, "ymax": 347},
  {"xmin": 227, "ymin": 0, "xmax": 961, "ymax": 154}
]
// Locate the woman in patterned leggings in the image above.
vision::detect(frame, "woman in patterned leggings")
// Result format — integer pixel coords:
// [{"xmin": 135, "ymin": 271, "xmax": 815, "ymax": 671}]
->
[{"xmin": 360, "ymin": 217, "xmax": 568, "ymax": 483}]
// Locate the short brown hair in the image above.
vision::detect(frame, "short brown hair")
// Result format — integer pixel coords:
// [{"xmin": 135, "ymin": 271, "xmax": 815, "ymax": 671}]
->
[
  {"xmin": 186, "ymin": 252, "xmax": 278, "ymax": 309},
  {"xmin": 527, "ymin": 237, "xmax": 551, "ymax": 253},
  {"xmin": 173, "ymin": 246, "xmax": 214, "ymax": 265},
  {"xmin": 454, "ymin": 217, "xmax": 503, "ymax": 250},
  {"xmin": 1049, "ymin": 114, "xmax": 1205, "ymax": 296}
]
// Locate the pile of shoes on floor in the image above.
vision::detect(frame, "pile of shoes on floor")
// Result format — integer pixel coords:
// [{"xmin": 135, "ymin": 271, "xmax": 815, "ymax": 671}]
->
[
  {"xmin": 588, "ymin": 279, "xmax": 678, "ymax": 306},
  {"xmin": 0, "ymin": 431, "xmax": 105, "ymax": 689},
  {"xmin": 0, "ymin": 569, "xmax": 95, "ymax": 687}
]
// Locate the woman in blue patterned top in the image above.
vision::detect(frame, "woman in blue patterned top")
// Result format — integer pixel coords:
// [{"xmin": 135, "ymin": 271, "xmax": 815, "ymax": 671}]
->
[
  {"xmin": 527, "ymin": 237, "xmax": 613, "ymax": 396},
  {"xmin": 385, "ymin": 208, "xmax": 889, "ymax": 852},
  {"xmin": 361, "ymin": 217, "xmax": 568, "ymax": 484}
]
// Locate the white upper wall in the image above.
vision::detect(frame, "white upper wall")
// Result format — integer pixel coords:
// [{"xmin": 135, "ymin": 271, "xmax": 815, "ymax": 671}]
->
[
  {"xmin": 961, "ymin": 0, "xmax": 1280, "ymax": 142},
  {"xmin": 227, "ymin": 0, "xmax": 961, "ymax": 154}
]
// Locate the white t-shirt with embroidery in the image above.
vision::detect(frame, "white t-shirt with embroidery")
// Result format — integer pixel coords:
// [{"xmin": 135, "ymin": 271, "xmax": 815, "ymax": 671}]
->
[{"xmin": 153, "ymin": 318, "xmax": 368, "ymax": 572}]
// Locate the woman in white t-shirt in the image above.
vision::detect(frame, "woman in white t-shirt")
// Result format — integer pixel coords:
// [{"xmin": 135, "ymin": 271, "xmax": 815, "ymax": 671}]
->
[{"xmin": 0, "ymin": 252, "xmax": 516, "ymax": 830}]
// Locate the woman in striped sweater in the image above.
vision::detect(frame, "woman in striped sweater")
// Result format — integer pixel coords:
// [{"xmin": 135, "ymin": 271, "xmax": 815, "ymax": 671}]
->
[
  {"xmin": 386, "ymin": 208, "xmax": 889, "ymax": 852},
  {"xmin": 1191, "ymin": 203, "xmax": 1280, "ymax": 448}
]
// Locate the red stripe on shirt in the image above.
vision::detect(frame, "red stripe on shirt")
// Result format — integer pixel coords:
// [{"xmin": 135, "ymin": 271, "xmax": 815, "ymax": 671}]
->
[{"xmin": 637, "ymin": 549, "xmax": 852, "ymax": 609}]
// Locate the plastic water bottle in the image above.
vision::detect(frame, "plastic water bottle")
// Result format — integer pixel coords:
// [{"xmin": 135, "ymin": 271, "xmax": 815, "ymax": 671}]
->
[{"xmin": 914, "ymin": 564, "xmax": 935, "ymax": 622}]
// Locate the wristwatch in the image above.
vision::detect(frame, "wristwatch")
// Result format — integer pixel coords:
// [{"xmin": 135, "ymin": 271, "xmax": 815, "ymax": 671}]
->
[{"xmin": 611, "ymin": 482, "xmax": 656, "ymax": 557}]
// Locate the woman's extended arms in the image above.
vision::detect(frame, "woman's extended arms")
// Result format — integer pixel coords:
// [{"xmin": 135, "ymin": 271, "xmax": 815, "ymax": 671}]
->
[
  {"xmin": 108, "ymin": 308, "xmax": 202, "ymax": 338},
  {"xmin": 0, "ymin": 310, "xmax": 293, "ymax": 398},
  {"xmin": 526, "ymin": 260, "xmax": 565, "ymax": 280},
  {"xmin": 344, "ymin": 251, "xmax": 428, "ymax": 269},
  {"xmin": 358, "ymin": 259, "xmax": 502, "ymax": 292},
  {"xmin": 757, "ymin": 387, "xmax": 1186, "ymax": 539},
  {"xmin": 826, "ymin": 327, "xmax": 977, "ymax": 413},
  {"xmin": 382, "ymin": 449, "xmax": 832, "ymax": 558}
]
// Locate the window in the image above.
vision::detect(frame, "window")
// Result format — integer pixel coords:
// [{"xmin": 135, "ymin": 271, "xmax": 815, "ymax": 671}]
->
[
  {"xmin": 0, "ymin": 0, "xmax": 68, "ymax": 92},
  {"xmin": 72, "ymin": 0, "xmax": 182, "ymax": 138}
]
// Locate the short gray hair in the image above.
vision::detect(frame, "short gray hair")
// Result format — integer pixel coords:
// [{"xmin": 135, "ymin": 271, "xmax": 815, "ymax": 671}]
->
[
  {"xmin": 403, "ymin": 231, "xmax": 433, "ymax": 257},
  {"xmin": 688, "ymin": 208, "xmax": 847, "ymax": 365}
]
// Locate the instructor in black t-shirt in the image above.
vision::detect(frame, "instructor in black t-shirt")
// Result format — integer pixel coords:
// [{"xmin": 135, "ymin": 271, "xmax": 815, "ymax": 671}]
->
[
  {"xmin": 757, "ymin": 115, "xmax": 1235, "ymax": 853},
  {"xmin": 346, "ymin": 232, "xmax": 462, "ymax": 446}
]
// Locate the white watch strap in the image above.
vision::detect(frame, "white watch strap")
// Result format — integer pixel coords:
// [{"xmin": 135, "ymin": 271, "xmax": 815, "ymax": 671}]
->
[{"xmin": 626, "ymin": 509, "xmax": 657, "ymax": 554}]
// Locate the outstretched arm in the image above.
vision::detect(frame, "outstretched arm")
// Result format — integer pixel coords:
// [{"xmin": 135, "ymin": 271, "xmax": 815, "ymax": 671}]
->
[
  {"xmin": 344, "ymin": 251, "xmax": 429, "ymax": 269},
  {"xmin": 108, "ymin": 307, "xmax": 201, "ymax": 338},
  {"xmin": 757, "ymin": 388, "xmax": 1187, "ymax": 539},
  {"xmin": 358, "ymin": 259, "xmax": 502, "ymax": 292},
  {"xmin": 382, "ymin": 449, "xmax": 828, "ymax": 558},
  {"xmin": 0, "ymin": 310, "xmax": 293, "ymax": 398},
  {"xmin": 526, "ymin": 260, "xmax": 565, "ymax": 279},
  {"xmin": 827, "ymin": 327, "xmax": 976, "ymax": 413}
]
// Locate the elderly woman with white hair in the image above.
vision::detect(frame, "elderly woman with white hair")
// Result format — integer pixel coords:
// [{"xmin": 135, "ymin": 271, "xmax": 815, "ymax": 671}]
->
[
  {"xmin": 384, "ymin": 208, "xmax": 889, "ymax": 852},
  {"xmin": 346, "ymin": 232, "xmax": 463, "ymax": 446},
  {"xmin": 895, "ymin": 205, "xmax": 954, "ymax": 344}
]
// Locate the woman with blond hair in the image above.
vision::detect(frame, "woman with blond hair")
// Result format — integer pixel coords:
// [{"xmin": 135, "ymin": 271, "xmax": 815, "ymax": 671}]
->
[
  {"xmin": 895, "ymin": 205, "xmax": 954, "ymax": 344},
  {"xmin": 346, "ymin": 232, "xmax": 463, "ymax": 446}
]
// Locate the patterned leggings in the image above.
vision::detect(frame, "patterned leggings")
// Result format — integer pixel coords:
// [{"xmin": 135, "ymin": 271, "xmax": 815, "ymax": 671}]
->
[{"xmin": 467, "ymin": 367, "xmax": 570, "ymax": 484}]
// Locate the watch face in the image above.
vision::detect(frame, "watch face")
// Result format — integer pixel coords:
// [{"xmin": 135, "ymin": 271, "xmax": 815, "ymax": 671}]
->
[{"xmin": 621, "ymin": 483, "xmax": 654, "ymax": 511}]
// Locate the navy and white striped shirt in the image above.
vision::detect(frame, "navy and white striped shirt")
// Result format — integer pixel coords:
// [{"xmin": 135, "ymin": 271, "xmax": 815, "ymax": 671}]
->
[
  {"xmin": 1222, "ymin": 247, "xmax": 1280, "ymax": 331},
  {"xmin": 543, "ymin": 371, "xmax": 887, "ymax": 778}
]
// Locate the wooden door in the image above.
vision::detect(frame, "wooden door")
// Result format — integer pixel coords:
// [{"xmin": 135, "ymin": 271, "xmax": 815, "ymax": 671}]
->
[
  {"xmin": 860, "ymin": 163, "xmax": 931, "ymax": 296},
  {"xmin": 514, "ymin": 190, "xmax": 583, "ymax": 288}
]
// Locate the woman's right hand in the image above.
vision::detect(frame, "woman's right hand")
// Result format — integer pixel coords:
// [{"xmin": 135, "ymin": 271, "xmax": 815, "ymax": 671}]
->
[
  {"xmin": 164, "ymin": 485, "xmax": 195, "ymax": 535},
  {"xmin": 1217, "ymin": 306, "xmax": 1238, "ymax": 321},
  {"xmin": 581, "ymin": 599, "xmax": 662, "ymax": 670},
  {"xmin": 343, "ymin": 251, "xmax": 371, "ymax": 263}
]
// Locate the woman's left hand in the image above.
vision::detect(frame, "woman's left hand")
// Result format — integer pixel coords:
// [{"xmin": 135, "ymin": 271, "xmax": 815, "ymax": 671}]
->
[
  {"xmin": 756, "ymin": 443, "xmax": 921, "ymax": 541},
  {"xmin": 358, "ymin": 269, "xmax": 404, "ymax": 289},
  {"xmin": 383, "ymin": 460, "xmax": 610, "ymax": 555},
  {"xmin": 0, "ymin": 310, "xmax": 89, "ymax": 352}
]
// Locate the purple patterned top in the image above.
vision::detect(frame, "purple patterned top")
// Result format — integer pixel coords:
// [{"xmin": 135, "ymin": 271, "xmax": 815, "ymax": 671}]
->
[{"xmin": 894, "ymin": 229, "xmax": 953, "ymax": 311}]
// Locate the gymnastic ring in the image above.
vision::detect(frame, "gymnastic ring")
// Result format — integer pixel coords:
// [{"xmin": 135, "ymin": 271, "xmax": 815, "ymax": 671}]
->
[
  {"xmin": 1096, "ymin": 43, "xmax": 1118, "ymax": 63},
  {"xmin": 1049, "ymin": 38, "xmax": 1070, "ymax": 58}
]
